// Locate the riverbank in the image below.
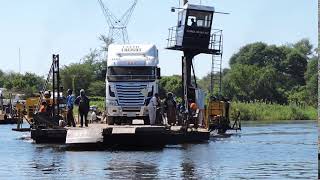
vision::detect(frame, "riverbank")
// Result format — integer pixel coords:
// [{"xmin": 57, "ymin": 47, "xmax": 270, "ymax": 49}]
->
[
  {"xmin": 231, "ymin": 102, "xmax": 317, "ymax": 121},
  {"xmin": 75, "ymin": 96, "xmax": 317, "ymax": 121}
]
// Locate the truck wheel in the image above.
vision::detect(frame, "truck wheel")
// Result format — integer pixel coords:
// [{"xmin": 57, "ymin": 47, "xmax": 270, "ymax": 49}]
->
[{"xmin": 107, "ymin": 116, "xmax": 114, "ymax": 125}]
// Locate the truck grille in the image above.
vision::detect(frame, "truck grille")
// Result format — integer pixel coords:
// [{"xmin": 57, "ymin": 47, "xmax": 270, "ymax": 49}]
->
[{"xmin": 115, "ymin": 84, "xmax": 147, "ymax": 107}]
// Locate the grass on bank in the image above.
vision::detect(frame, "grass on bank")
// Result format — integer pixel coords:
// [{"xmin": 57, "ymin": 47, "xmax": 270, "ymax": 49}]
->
[
  {"xmin": 231, "ymin": 102, "xmax": 317, "ymax": 121},
  {"xmin": 72, "ymin": 96, "xmax": 317, "ymax": 121}
]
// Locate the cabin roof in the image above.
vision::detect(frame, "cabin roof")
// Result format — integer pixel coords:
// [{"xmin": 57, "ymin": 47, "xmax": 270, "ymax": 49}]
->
[{"xmin": 183, "ymin": 4, "xmax": 215, "ymax": 12}]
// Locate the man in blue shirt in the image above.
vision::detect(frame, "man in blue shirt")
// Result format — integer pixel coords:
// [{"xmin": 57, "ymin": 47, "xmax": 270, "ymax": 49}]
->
[{"xmin": 66, "ymin": 89, "xmax": 76, "ymax": 127}]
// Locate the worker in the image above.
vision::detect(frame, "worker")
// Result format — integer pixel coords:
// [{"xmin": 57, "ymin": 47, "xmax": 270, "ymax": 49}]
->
[
  {"xmin": 147, "ymin": 93, "xmax": 159, "ymax": 125},
  {"xmin": 75, "ymin": 89, "xmax": 90, "ymax": 127},
  {"xmin": 164, "ymin": 92, "xmax": 177, "ymax": 125},
  {"xmin": 190, "ymin": 102, "xmax": 197, "ymax": 111},
  {"xmin": 43, "ymin": 90, "xmax": 52, "ymax": 109},
  {"xmin": 91, "ymin": 110, "xmax": 97, "ymax": 122},
  {"xmin": 155, "ymin": 96, "xmax": 163, "ymax": 125},
  {"xmin": 66, "ymin": 89, "xmax": 76, "ymax": 127},
  {"xmin": 189, "ymin": 102, "xmax": 198, "ymax": 128},
  {"xmin": 191, "ymin": 18, "xmax": 197, "ymax": 27},
  {"xmin": 39, "ymin": 101, "xmax": 47, "ymax": 113}
]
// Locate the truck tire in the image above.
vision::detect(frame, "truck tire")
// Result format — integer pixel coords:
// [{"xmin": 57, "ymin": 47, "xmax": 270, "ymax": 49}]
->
[{"xmin": 107, "ymin": 116, "xmax": 114, "ymax": 125}]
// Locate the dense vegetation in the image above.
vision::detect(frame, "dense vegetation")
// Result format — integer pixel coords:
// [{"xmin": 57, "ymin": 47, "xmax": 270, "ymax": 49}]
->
[
  {"xmin": 222, "ymin": 39, "xmax": 318, "ymax": 107},
  {"xmin": 162, "ymin": 39, "xmax": 317, "ymax": 107},
  {"xmin": 0, "ymin": 71, "xmax": 44, "ymax": 97},
  {"xmin": 231, "ymin": 102, "xmax": 317, "ymax": 121}
]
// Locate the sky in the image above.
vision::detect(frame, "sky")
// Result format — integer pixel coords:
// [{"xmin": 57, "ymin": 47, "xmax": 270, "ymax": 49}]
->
[{"xmin": 0, "ymin": 0, "xmax": 317, "ymax": 78}]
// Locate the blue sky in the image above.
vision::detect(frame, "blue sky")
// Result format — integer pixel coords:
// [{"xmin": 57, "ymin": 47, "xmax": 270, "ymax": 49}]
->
[{"xmin": 0, "ymin": 0, "xmax": 317, "ymax": 78}]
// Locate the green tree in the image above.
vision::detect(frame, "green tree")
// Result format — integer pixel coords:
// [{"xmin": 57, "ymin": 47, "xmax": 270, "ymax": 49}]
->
[
  {"xmin": 88, "ymin": 81, "xmax": 105, "ymax": 96},
  {"xmin": 159, "ymin": 75, "xmax": 183, "ymax": 98},
  {"xmin": 284, "ymin": 49, "xmax": 307, "ymax": 86},
  {"xmin": 99, "ymin": 35, "xmax": 113, "ymax": 53},
  {"xmin": 304, "ymin": 57, "xmax": 318, "ymax": 106},
  {"xmin": 22, "ymin": 72, "xmax": 44, "ymax": 90},
  {"xmin": 60, "ymin": 63, "xmax": 95, "ymax": 95},
  {"xmin": 292, "ymin": 38, "xmax": 313, "ymax": 56},
  {"xmin": 222, "ymin": 64, "xmax": 258, "ymax": 102},
  {"xmin": 229, "ymin": 42, "xmax": 268, "ymax": 67}
]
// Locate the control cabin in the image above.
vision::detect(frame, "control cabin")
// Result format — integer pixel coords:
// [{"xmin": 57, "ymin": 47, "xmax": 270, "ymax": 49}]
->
[{"xmin": 167, "ymin": 4, "xmax": 221, "ymax": 54}]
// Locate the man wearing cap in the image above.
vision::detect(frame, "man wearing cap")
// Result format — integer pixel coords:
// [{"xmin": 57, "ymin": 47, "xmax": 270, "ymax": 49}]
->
[
  {"xmin": 75, "ymin": 89, "xmax": 90, "ymax": 127},
  {"xmin": 66, "ymin": 89, "xmax": 76, "ymax": 127}
]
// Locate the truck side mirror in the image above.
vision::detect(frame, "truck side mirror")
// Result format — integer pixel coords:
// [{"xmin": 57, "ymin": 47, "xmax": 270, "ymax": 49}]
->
[{"xmin": 157, "ymin": 67, "xmax": 161, "ymax": 79}]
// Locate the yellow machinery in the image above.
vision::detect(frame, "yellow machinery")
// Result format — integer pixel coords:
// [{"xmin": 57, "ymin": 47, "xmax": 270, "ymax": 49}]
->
[
  {"xmin": 25, "ymin": 96, "xmax": 59, "ymax": 122},
  {"xmin": 25, "ymin": 97, "xmax": 39, "ymax": 121},
  {"xmin": 205, "ymin": 98, "xmax": 241, "ymax": 134}
]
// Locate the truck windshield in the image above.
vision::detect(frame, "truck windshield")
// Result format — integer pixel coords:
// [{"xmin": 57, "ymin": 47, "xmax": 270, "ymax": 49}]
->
[{"xmin": 107, "ymin": 66, "xmax": 155, "ymax": 81}]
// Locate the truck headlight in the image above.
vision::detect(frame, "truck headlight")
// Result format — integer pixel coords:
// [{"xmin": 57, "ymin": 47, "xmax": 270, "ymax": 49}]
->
[{"xmin": 106, "ymin": 100, "xmax": 118, "ymax": 106}]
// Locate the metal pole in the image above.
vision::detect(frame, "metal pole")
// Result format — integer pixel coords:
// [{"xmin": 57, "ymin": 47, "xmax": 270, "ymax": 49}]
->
[
  {"xmin": 52, "ymin": 55, "xmax": 56, "ymax": 123},
  {"xmin": 72, "ymin": 75, "xmax": 76, "ymax": 93},
  {"xmin": 57, "ymin": 55, "xmax": 60, "ymax": 118},
  {"xmin": 18, "ymin": 48, "xmax": 21, "ymax": 74}
]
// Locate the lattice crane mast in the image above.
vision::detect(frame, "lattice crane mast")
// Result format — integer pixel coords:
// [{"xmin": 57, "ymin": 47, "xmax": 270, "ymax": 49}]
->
[{"xmin": 98, "ymin": 0, "xmax": 138, "ymax": 44}]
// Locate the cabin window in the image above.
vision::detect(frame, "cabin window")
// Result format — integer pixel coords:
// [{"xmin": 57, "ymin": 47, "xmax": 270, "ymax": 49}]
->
[
  {"xmin": 107, "ymin": 66, "xmax": 156, "ymax": 81},
  {"xmin": 177, "ymin": 10, "xmax": 186, "ymax": 27},
  {"xmin": 178, "ymin": 11, "xmax": 182, "ymax": 27},
  {"xmin": 187, "ymin": 10, "xmax": 212, "ymax": 28}
]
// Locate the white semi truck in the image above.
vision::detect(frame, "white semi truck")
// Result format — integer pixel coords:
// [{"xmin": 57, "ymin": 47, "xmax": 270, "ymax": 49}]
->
[{"xmin": 105, "ymin": 44, "xmax": 161, "ymax": 125}]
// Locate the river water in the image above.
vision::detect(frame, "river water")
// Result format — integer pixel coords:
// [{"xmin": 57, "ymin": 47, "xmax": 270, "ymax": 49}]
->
[{"xmin": 0, "ymin": 120, "xmax": 317, "ymax": 179}]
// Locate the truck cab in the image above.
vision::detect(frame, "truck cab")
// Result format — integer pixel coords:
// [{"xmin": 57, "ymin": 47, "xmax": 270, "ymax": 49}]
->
[{"xmin": 106, "ymin": 44, "xmax": 160, "ymax": 125}]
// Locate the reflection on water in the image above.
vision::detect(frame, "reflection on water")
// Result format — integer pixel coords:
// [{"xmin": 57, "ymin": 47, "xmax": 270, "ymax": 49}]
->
[
  {"xmin": 0, "ymin": 120, "xmax": 317, "ymax": 179},
  {"xmin": 105, "ymin": 160, "xmax": 158, "ymax": 179}
]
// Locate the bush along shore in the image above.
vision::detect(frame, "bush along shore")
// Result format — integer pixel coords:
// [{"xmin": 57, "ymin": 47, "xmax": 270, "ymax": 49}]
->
[{"xmin": 230, "ymin": 102, "xmax": 317, "ymax": 121}]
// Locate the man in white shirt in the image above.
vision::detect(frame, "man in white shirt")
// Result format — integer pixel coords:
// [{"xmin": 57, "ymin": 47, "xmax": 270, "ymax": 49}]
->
[{"xmin": 147, "ymin": 93, "xmax": 159, "ymax": 125}]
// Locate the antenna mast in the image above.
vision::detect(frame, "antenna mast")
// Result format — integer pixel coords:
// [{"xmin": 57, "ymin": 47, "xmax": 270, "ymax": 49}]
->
[
  {"xmin": 18, "ymin": 48, "xmax": 21, "ymax": 74},
  {"xmin": 98, "ymin": 0, "xmax": 138, "ymax": 44}
]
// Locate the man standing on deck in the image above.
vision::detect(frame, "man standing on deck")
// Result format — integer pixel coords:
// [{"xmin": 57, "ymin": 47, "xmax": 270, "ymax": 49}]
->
[
  {"xmin": 75, "ymin": 89, "xmax": 90, "ymax": 127},
  {"xmin": 148, "ymin": 93, "xmax": 159, "ymax": 125},
  {"xmin": 164, "ymin": 92, "xmax": 177, "ymax": 125},
  {"xmin": 66, "ymin": 89, "xmax": 76, "ymax": 127}
]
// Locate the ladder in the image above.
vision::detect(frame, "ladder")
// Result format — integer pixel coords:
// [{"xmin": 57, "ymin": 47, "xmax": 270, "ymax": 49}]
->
[
  {"xmin": 210, "ymin": 32, "xmax": 223, "ymax": 95},
  {"xmin": 210, "ymin": 53, "xmax": 223, "ymax": 95}
]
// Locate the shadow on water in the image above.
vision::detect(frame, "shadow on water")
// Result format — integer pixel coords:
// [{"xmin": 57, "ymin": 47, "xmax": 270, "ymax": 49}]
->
[
  {"xmin": 181, "ymin": 160, "xmax": 199, "ymax": 180},
  {"xmin": 64, "ymin": 143, "xmax": 165, "ymax": 152},
  {"xmin": 28, "ymin": 145, "xmax": 66, "ymax": 177},
  {"xmin": 209, "ymin": 132, "xmax": 241, "ymax": 141}
]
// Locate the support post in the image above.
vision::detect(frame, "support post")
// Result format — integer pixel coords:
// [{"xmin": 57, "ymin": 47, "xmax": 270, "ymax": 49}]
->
[
  {"xmin": 52, "ymin": 54, "xmax": 60, "ymax": 124},
  {"xmin": 52, "ymin": 55, "xmax": 55, "ymax": 123},
  {"xmin": 56, "ymin": 55, "xmax": 60, "ymax": 118},
  {"xmin": 182, "ymin": 51, "xmax": 198, "ymax": 126}
]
